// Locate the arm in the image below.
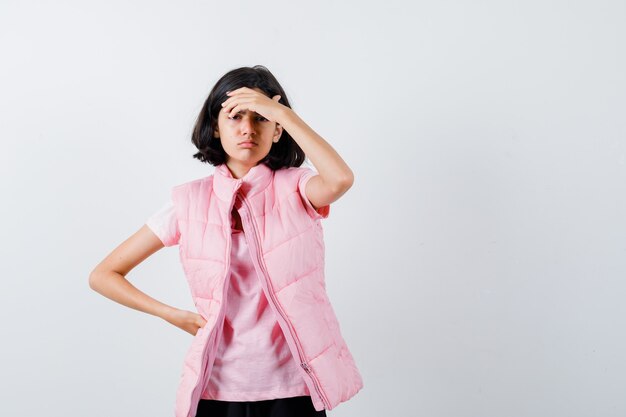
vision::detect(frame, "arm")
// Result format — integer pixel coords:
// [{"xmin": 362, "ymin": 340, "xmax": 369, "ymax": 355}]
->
[
  {"xmin": 88, "ymin": 225, "xmax": 205, "ymax": 335},
  {"xmin": 275, "ymin": 108, "xmax": 354, "ymax": 210}
]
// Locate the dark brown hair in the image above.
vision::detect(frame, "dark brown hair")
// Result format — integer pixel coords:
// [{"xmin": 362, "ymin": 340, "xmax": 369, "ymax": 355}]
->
[{"xmin": 191, "ymin": 65, "xmax": 306, "ymax": 170}]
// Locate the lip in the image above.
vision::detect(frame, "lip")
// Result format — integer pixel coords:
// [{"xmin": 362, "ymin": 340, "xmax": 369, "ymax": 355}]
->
[{"xmin": 238, "ymin": 141, "xmax": 257, "ymax": 148}]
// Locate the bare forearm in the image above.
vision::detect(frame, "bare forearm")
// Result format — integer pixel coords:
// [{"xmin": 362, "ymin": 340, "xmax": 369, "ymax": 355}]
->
[
  {"xmin": 89, "ymin": 271, "xmax": 175, "ymax": 321},
  {"xmin": 276, "ymin": 107, "xmax": 353, "ymax": 187}
]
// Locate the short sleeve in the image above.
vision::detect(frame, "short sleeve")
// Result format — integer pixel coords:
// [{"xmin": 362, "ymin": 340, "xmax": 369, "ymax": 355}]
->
[
  {"xmin": 145, "ymin": 200, "xmax": 180, "ymax": 247},
  {"xmin": 297, "ymin": 168, "xmax": 330, "ymax": 220}
]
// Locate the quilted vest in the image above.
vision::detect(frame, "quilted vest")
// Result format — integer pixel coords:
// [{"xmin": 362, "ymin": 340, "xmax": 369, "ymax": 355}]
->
[{"xmin": 170, "ymin": 162, "xmax": 363, "ymax": 417}]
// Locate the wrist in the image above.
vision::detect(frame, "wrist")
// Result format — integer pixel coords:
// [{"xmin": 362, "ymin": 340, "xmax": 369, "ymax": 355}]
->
[
  {"xmin": 276, "ymin": 106, "xmax": 295, "ymax": 126},
  {"xmin": 157, "ymin": 304, "xmax": 177, "ymax": 322}
]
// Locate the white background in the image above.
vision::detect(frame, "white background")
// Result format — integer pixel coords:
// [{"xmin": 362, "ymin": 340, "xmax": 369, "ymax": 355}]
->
[{"xmin": 1, "ymin": 1, "xmax": 625, "ymax": 416}]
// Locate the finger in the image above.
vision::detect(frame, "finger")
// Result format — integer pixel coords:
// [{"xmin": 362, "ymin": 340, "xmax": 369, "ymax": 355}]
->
[
  {"xmin": 221, "ymin": 102, "xmax": 232, "ymax": 115},
  {"xmin": 224, "ymin": 98, "xmax": 242, "ymax": 116},
  {"xmin": 222, "ymin": 95, "xmax": 238, "ymax": 108},
  {"xmin": 222, "ymin": 93, "xmax": 253, "ymax": 109},
  {"xmin": 228, "ymin": 104, "xmax": 242, "ymax": 118},
  {"xmin": 228, "ymin": 98, "xmax": 256, "ymax": 118},
  {"xmin": 228, "ymin": 103, "xmax": 256, "ymax": 117},
  {"xmin": 222, "ymin": 100, "xmax": 234, "ymax": 114}
]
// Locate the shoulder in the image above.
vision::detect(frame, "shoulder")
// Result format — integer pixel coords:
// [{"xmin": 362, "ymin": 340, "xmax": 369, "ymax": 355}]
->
[
  {"xmin": 169, "ymin": 175, "xmax": 216, "ymax": 222},
  {"xmin": 273, "ymin": 165, "xmax": 316, "ymax": 185},
  {"xmin": 274, "ymin": 166, "xmax": 330, "ymax": 220},
  {"xmin": 171, "ymin": 174, "xmax": 214, "ymax": 197}
]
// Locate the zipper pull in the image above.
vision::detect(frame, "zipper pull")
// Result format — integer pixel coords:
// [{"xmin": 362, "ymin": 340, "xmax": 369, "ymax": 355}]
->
[{"xmin": 301, "ymin": 362, "xmax": 311, "ymax": 373}]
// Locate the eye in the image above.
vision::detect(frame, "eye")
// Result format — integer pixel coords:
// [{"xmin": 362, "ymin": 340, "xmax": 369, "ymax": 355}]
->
[{"xmin": 257, "ymin": 116, "xmax": 268, "ymax": 122}]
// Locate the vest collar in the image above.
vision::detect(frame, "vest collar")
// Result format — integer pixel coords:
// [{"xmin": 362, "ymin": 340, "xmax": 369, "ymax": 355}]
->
[{"xmin": 213, "ymin": 161, "xmax": 273, "ymax": 202}]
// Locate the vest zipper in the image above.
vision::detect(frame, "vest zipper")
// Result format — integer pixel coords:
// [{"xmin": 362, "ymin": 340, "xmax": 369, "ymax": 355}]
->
[{"xmin": 236, "ymin": 194, "xmax": 331, "ymax": 410}]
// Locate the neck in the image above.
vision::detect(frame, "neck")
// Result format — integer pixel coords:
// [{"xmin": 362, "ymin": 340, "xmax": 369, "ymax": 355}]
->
[{"xmin": 225, "ymin": 160, "xmax": 257, "ymax": 179}]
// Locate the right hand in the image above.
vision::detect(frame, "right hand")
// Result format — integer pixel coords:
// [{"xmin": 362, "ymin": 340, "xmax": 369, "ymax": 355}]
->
[{"xmin": 164, "ymin": 307, "xmax": 208, "ymax": 336}]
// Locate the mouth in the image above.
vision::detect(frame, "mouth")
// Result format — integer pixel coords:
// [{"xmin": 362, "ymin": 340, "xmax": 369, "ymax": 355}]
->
[{"xmin": 238, "ymin": 141, "xmax": 258, "ymax": 148}]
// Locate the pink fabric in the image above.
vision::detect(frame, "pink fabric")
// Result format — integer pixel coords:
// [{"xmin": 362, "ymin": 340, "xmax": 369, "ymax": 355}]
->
[
  {"xmin": 202, "ymin": 228, "xmax": 310, "ymax": 401},
  {"xmin": 146, "ymin": 206, "xmax": 311, "ymax": 402},
  {"xmin": 153, "ymin": 163, "xmax": 363, "ymax": 417},
  {"xmin": 145, "ymin": 168, "xmax": 328, "ymax": 248},
  {"xmin": 145, "ymin": 201, "xmax": 178, "ymax": 246}
]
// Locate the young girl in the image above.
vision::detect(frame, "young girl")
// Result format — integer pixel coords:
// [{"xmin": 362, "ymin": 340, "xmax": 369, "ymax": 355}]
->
[{"xmin": 89, "ymin": 65, "xmax": 363, "ymax": 417}]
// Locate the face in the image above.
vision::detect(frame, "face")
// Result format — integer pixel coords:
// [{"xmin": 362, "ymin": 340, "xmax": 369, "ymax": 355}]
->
[{"xmin": 213, "ymin": 87, "xmax": 283, "ymax": 176}]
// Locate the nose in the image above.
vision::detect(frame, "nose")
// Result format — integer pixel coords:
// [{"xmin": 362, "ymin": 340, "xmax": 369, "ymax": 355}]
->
[{"xmin": 239, "ymin": 116, "xmax": 257, "ymax": 136}]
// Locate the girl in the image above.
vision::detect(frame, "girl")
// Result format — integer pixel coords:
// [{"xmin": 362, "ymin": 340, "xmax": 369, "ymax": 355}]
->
[{"xmin": 89, "ymin": 65, "xmax": 363, "ymax": 417}]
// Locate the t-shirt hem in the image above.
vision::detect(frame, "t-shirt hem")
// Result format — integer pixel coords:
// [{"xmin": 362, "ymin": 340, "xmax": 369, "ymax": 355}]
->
[{"xmin": 200, "ymin": 386, "xmax": 310, "ymax": 402}]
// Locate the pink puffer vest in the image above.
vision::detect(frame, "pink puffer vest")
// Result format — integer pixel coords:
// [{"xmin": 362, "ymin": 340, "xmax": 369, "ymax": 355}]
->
[{"xmin": 170, "ymin": 162, "xmax": 363, "ymax": 417}]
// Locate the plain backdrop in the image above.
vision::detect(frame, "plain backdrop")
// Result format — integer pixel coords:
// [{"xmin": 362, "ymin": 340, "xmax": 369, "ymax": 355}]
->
[{"xmin": 1, "ymin": 1, "xmax": 625, "ymax": 416}]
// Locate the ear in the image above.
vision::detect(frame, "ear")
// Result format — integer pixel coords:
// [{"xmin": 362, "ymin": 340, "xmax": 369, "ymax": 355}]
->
[
  {"xmin": 213, "ymin": 128, "xmax": 220, "ymax": 138},
  {"xmin": 273, "ymin": 124, "xmax": 283, "ymax": 142}
]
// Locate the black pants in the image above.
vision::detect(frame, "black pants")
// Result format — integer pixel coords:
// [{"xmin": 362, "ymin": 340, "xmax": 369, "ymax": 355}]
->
[{"xmin": 195, "ymin": 395, "xmax": 327, "ymax": 417}]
